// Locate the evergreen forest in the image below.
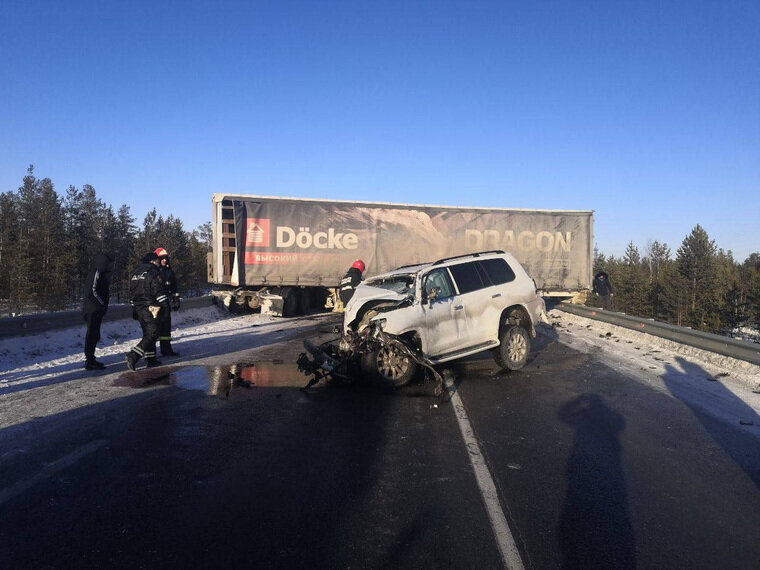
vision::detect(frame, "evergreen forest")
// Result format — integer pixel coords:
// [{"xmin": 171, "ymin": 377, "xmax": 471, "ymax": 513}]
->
[
  {"xmin": 1, "ymin": 166, "xmax": 759, "ymax": 342},
  {"xmin": 589, "ymin": 230, "xmax": 760, "ymax": 339},
  {"xmin": 0, "ymin": 166, "xmax": 211, "ymax": 316}
]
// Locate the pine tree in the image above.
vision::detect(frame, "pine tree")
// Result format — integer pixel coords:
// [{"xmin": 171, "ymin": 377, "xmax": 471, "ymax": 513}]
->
[
  {"xmin": 112, "ymin": 205, "xmax": 137, "ymax": 302},
  {"xmin": 63, "ymin": 184, "xmax": 107, "ymax": 301},
  {"xmin": 644, "ymin": 240, "xmax": 671, "ymax": 319},
  {"xmin": 742, "ymin": 253, "xmax": 760, "ymax": 335},
  {"xmin": 615, "ymin": 242, "xmax": 648, "ymax": 315},
  {"xmin": 676, "ymin": 225, "xmax": 717, "ymax": 330},
  {"xmin": 0, "ymin": 191, "xmax": 20, "ymax": 315},
  {"xmin": 33, "ymin": 177, "xmax": 68, "ymax": 309}
]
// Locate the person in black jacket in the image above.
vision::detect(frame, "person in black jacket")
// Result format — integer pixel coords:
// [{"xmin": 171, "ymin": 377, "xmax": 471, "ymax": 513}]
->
[
  {"xmin": 82, "ymin": 252, "xmax": 113, "ymax": 370},
  {"xmin": 339, "ymin": 259, "xmax": 365, "ymax": 307},
  {"xmin": 592, "ymin": 271, "xmax": 615, "ymax": 310},
  {"xmin": 154, "ymin": 247, "xmax": 181, "ymax": 356},
  {"xmin": 125, "ymin": 252, "xmax": 169, "ymax": 370}
]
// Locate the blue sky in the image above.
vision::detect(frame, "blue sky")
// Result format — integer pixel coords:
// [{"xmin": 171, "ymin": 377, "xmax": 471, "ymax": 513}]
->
[{"xmin": 1, "ymin": 1, "xmax": 758, "ymax": 260}]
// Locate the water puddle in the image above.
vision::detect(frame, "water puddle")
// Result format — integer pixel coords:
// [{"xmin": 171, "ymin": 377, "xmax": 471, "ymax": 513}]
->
[{"xmin": 115, "ymin": 361, "xmax": 310, "ymax": 396}]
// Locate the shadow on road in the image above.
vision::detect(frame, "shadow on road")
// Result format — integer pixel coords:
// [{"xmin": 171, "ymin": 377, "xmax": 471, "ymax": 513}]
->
[
  {"xmin": 557, "ymin": 394, "xmax": 636, "ymax": 570},
  {"xmin": 662, "ymin": 356, "xmax": 760, "ymax": 490}
]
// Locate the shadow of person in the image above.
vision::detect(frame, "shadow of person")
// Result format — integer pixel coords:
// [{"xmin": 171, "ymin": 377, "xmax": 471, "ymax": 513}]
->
[
  {"xmin": 558, "ymin": 394, "xmax": 636, "ymax": 569},
  {"xmin": 663, "ymin": 356, "xmax": 760, "ymax": 490}
]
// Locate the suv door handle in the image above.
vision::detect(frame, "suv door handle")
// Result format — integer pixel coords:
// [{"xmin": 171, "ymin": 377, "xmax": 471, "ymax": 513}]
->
[
  {"xmin": 491, "ymin": 293, "xmax": 502, "ymax": 298},
  {"xmin": 454, "ymin": 305, "xmax": 464, "ymax": 310}
]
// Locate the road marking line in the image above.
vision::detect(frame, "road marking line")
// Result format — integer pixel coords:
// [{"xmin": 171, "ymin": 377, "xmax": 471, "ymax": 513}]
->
[
  {"xmin": 451, "ymin": 391, "xmax": 525, "ymax": 570},
  {"xmin": 0, "ymin": 439, "xmax": 108, "ymax": 507}
]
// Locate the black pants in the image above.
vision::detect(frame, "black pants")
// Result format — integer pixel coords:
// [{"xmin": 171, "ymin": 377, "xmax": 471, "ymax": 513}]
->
[
  {"xmin": 158, "ymin": 308, "xmax": 172, "ymax": 346},
  {"xmin": 84, "ymin": 308, "xmax": 106, "ymax": 361},
  {"xmin": 339, "ymin": 289, "xmax": 354, "ymax": 307},
  {"xmin": 598, "ymin": 295, "xmax": 614, "ymax": 311},
  {"xmin": 132, "ymin": 306, "xmax": 160, "ymax": 360}
]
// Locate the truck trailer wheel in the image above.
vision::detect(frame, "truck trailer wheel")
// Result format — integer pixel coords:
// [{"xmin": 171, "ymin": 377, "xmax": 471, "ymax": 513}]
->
[
  {"xmin": 360, "ymin": 345, "xmax": 417, "ymax": 387},
  {"xmin": 281, "ymin": 288, "xmax": 298, "ymax": 317},
  {"xmin": 492, "ymin": 325, "xmax": 530, "ymax": 371},
  {"xmin": 297, "ymin": 289, "xmax": 312, "ymax": 315}
]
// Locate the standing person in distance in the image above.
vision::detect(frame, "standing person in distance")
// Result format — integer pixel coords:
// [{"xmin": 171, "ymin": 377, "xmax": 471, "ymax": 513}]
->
[
  {"xmin": 154, "ymin": 247, "xmax": 181, "ymax": 356},
  {"xmin": 125, "ymin": 252, "xmax": 169, "ymax": 370},
  {"xmin": 592, "ymin": 270, "xmax": 615, "ymax": 310},
  {"xmin": 82, "ymin": 252, "xmax": 114, "ymax": 370},
  {"xmin": 339, "ymin": 259, "xmax": 365, "ymax": 308}
]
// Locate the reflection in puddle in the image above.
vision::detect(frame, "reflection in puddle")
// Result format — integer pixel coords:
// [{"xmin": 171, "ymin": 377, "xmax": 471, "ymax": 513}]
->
[{"xmin": 115, "ymin": 361, "xmax": 310, "ymax": 397}]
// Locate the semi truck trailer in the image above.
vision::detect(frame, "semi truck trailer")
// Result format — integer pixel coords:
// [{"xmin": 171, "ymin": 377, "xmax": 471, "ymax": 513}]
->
[{"xmin": 208, "ymin": 194, "xmax": 593, "ymax": 316}]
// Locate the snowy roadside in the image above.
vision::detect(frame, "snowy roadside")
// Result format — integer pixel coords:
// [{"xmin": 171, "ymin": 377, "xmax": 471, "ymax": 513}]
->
[
  {"xmin": 0, "ymin": 306, "xmax": 279, "ymax": 384},
  {"xmin": 544, "ymin": 309, "xmax": 760, "ymax": 434},
  {"xmin": 0, "ymin": 306, "xmax": 333, "ymax": 429}
]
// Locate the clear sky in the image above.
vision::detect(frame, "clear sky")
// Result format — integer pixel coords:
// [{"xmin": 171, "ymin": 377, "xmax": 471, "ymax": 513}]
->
[{"xmin": 1, "ymin": 1, "xmax": 758, "ymax": 261}]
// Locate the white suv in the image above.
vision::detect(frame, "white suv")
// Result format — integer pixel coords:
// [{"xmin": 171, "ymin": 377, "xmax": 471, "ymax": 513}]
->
[{"xmin": 342, "ymin": 250, "xmax": 545, "ymax": 385}]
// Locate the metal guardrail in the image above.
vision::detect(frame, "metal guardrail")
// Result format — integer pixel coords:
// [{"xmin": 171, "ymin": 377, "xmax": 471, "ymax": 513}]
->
[
  {"xmin": 557, "ymin": 303, "xmax": 760, "ymax": 366},
  {"xmin": 0, "ymin": 296, "xmax": 216, "ymax": 339}
]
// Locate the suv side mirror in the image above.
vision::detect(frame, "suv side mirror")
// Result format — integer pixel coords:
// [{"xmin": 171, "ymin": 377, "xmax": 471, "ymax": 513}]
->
[{"xmin": 427, "ymin": 286, "xmax": 440, "ymax": 305}]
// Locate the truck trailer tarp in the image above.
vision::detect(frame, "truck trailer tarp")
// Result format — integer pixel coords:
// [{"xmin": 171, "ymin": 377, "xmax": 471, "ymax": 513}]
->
[{"xmin": 213, "ymin": 195, "xmax": 593, "ymax": 291}]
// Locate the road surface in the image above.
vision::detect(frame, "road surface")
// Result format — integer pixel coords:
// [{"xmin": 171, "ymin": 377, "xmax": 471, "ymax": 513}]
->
[{"xmin": 1, "ymin": 313, "xmax": 758, "ymax": 569}]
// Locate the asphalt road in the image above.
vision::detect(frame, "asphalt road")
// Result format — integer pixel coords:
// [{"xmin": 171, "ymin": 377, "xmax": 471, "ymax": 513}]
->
[{"xmin": 1, "ymin": 319, "xmax": 759, "ymax": 569}]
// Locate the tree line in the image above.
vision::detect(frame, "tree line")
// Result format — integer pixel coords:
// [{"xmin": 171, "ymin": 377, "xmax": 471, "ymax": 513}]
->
[
  {"xmin": 589, "ymin": 225, "xmax": 760, "ymax": 338},
  {"xmin": 0, "ymin": 166, "xmax": 212, "ymax": 316},
  {"xmin": 3, "ymin": 165, "xmax": 758, "ymax": 338}
]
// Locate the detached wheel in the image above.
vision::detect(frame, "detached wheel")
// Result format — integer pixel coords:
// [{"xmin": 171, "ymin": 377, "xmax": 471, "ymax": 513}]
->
[
  {"xmin": 493, "ymin": 326, "xmax": 530, "ymax": 371},
  {"xmin": 361, "ymin": 344, "xmax": 417, "ymax": 387}
]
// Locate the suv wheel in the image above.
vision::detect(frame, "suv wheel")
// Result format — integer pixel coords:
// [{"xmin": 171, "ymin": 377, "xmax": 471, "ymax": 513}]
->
[
  {"xmin": 361, "ymin": 344, "xmax": 417, "ymax": 387},
  {"xmin": 493, "ymin": 326, "xmax": 530, "ymax": 370}
]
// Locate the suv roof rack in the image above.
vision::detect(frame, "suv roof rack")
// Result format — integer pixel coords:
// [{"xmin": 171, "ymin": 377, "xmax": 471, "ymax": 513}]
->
[
  {"xmin": 432, "ymin": 250, "xmax": 505, "ymax": 266},
  {"xmin": 396, "ymin": 261, "xmax": 432, "ymax": 270}
]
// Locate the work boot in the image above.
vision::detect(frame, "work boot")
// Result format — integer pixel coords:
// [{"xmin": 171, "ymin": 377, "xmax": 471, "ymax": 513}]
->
[
  {"xmin": 160, "ymin": 342, "xmax": 179, "ymax": 357},
  {"xmin": 85, "ymin": 359, "xmax": 106, "ymax": 370},
  {"xmin": 125, "ymin": 351, "xmax": 140, "ymax": 371},
  {"xmin": 146, "ymin": 357, "xmax": 163, "ymax": 368}
]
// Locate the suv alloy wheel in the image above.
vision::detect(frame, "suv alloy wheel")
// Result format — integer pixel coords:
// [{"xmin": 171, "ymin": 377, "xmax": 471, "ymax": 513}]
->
[{"xmin": 493, "ymin": 325, "xmax": 530, "ymax": 370}]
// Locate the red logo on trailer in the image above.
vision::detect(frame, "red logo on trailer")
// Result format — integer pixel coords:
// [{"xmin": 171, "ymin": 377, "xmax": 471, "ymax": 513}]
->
[{"xmin": 247, "ymin": 219, "xmax": 270, "ymax": 248}]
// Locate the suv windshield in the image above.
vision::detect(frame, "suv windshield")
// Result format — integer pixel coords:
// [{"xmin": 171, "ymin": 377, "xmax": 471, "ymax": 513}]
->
[{"xmin": 365, "ymin": 274, "xmax": 416, "ymax": 297}]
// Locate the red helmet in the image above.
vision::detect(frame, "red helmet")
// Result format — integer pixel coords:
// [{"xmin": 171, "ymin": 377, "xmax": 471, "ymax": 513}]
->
[
  {"xmin": 351, "ymin": 259, "xmax": 365, "ymax": 272},
  {"xmin": 154, "ymin": 247, "xmax": 169, "ymax": 258}
]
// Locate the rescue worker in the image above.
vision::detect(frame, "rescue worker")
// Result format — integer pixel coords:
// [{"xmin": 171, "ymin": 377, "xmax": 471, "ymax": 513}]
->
[
  {"xmin": 339, "ymin": 259, "xmax": 365, "ymax": 307},
  {"xmin": 154, "ymin": 247, "xmax": 181, "ymax": 356},
  {"xmin": 82, "ymin": 252, "xmax": 113, "ymax": 370},
  {"xmin": 592, "ymin": 270, "xmax": 615, "ymax": 310},
  {"xmin": 125, "ymin": 252, "xmax": 169, "ymax": 370}
]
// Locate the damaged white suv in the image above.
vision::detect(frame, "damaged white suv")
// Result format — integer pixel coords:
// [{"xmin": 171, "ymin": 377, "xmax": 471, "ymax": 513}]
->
[{"xmin": 341, "ymin": 250, "xmax": 545, "ymax": 386}]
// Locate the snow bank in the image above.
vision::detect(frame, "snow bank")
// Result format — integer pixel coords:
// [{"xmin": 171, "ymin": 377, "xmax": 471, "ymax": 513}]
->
[
  {"xmin": 544, "ymin": 309, "xmax": 760, "ymax": 433},
  {"xmin": 0, "ymin": 306, "xmax": 287, "ymax": 386}
]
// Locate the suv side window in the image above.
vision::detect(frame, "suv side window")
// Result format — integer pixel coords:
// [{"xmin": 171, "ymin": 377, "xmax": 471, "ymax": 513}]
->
[
  {"xmin": 479, "ymin": 258, "xmax": 516, "ymax": 285},
  {"xmin": 423, "ymin": 268, "xmax": 455, "ymax": 300},
  {"xmin": 448, "ymin": 261, "xmax": 485, "ymax": 294}
]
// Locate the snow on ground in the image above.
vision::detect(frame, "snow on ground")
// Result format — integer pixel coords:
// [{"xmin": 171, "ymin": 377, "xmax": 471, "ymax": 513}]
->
[
  {"xmin": 544, "ymin": 308, "xmax": 760, "ymax": 435},
  {"xmin": 0, "ymin": 306, "xmax": 282, "ymax": 385},
  {"xmin": 1, "ymin": 305, "xmax": 758, "ymax": 435},
  {"xmin": 0, "ymin": 306, "xmax": 330, "ymax": 429}
]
